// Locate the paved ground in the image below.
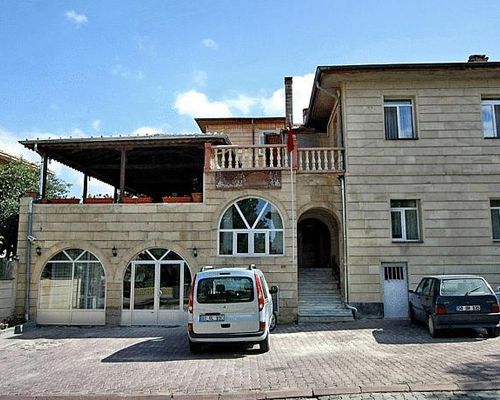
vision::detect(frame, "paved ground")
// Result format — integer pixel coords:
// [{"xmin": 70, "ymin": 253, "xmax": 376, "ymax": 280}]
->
[{"xmin": 0, "ymin": 320, "xmax": 499, "ymax": 398}]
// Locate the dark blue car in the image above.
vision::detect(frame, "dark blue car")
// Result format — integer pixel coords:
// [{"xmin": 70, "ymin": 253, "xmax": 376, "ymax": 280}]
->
[{"xmin": 409, "ymin": 275, "xmax": 500, "ymax": 338}]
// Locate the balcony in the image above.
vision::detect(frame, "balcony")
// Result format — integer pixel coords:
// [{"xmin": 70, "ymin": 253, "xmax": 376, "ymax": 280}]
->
[{"xmin": 205, "ymin": 144, "xmax": 344, "ymax": 174}]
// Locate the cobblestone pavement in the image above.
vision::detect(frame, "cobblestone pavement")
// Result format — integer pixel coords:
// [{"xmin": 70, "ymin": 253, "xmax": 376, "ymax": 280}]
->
[
  {"xmin": 317, "ymin": 391, "xmax": 500, "ymax": 400},
  {"xmin": 0, "ymin": 320, "xmax": 499, "ymax": 397}
]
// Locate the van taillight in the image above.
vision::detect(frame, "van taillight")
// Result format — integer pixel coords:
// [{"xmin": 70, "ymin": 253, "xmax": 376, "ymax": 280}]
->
[
  {"xmin": 492, "ymin": 303, "xmax": 500, "ymax": 313},
  {"xmin": 435, "ymin": 305, "xmax": 446, "ymax": 315},
  {"xmin": 188, "ymin": 323, "xmax": 193, "ymax": 332},
  {"xmin": 260, "ymin": 321, "xmax": 266, "ymax": 331},
  {"xmin": 254, "ymin": 273, "xmax": 265, "ymax": 311},
  {"xmin": 188, "ymin": 277, "xmax": 195, "ymax": 314}
]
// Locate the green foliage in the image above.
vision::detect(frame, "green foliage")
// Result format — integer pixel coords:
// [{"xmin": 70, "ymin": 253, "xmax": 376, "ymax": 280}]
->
[{"xmin": 0, "ymin": 159, "xmax": 70, "ymax": 258}]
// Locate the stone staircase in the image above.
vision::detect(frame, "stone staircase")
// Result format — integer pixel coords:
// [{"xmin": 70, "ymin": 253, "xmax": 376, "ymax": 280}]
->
[{"xmin": 298, "ymin": 268, "xmax": 354, "ymax": 323}]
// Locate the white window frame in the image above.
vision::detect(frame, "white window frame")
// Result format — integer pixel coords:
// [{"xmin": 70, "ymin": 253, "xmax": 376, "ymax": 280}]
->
[
  {"xmin": 218, "ymin": 198, "xmax": 285, "ymax": 257},
  {"xmin": 482, "ymin": 99, "xmax": 500, "ymax": 138},
  {"xmin": 490, "ymin": 201, "xmax": 500, "ymax": 241},
  {"xmin": 384, "ymin": 99, "xmax": 416, "ymax": 139},
  {"xmin": 391, "ymin": 201, "xmax": 420, "ymax": 242}
]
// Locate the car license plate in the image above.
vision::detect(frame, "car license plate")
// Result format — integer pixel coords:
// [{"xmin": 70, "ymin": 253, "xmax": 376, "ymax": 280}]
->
[
  {"xmin": 200, "ymin": 314, "xmax": 225, "ymax": 322},
  {"xmin": 456, "ymin": 305, "xmax": 480, "ymax": 311}
]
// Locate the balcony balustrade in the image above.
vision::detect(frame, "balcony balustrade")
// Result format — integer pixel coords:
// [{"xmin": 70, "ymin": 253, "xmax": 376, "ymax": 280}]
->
[{"xmin": 205, "ymin": 144, "xmax": 344, "ymax": 174}]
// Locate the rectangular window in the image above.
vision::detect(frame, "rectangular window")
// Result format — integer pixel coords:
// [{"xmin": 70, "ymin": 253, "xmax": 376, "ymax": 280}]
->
[
  {"xmin": 490, "ymin": 200, "xmax": 500, "ymax": 240},
  {"xmin": 482, "ymin": 99, "xmax": 500, "ymax": 138},
  {"xmin": 196, "ymin": 277, "xmax": 254, "ymax": 303},
  {"xmin": 384, "ymin": 99, "xmax": 416, "ymax": 139},
  {"xmin": 391, "ymin": 200, "xmax": 420, "ymax": 242}
]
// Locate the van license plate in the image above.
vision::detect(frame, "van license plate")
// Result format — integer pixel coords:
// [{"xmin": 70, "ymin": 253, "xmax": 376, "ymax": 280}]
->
[
  {"xmin": 456, "ymin": 305, "xmax": 480, "ymax": 311},
  {"xmin": 200, "ymin": 314, "xmax": 225, "ymax": 322}
]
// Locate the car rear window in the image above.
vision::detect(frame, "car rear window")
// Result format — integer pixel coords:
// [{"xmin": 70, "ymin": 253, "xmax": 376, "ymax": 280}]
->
[
  {"xmin": 196, "ymin": 277, "xmax": 254, "ymax": 303},
  {"xmin": 440, "ymin": 278, "xmax": 492, "ymax": 296}
]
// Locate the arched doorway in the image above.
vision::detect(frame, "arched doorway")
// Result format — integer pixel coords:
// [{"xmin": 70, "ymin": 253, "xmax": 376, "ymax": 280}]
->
[
  {"xmin": 298, "ymin": 218, "xmax": 331, "ymax": 268},
  {"xmin": 121, "ymin": 248, "xmax": 191, "ymax": 326}
]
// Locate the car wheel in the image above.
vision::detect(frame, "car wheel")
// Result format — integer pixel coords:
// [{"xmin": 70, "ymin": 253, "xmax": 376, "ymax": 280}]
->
[
  {"xmin": 259, "ymin": 334, "xmax": 270, "ymax": 353},
  {"xmin": 428, "ymin": 315, "xmax": 440, "ymax": 338},
  {"xmin": 189, "ymin": 340, "xmax": 202, "ymax": 354},
  {"xmin": 269, "ymin": 312, "xmax": 277, "ymax": 332},
  {"xmin": 409, "ymin": 306, "xmax": 417, "ymax": 323},
  {"xmin": 487, "ymin": 327, "xmax": 500, "ymax": 338}
]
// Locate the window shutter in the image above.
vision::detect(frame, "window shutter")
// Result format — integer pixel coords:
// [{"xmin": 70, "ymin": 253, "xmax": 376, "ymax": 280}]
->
[{"xmin": 384, "ymin": 107, "xmax": 398, "ymax": 139}]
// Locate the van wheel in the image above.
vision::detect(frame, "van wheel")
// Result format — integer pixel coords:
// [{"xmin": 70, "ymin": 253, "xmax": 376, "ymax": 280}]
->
[
  {"xmin": 189, "ymin": 340, "xmax": 202, "ymax": 354},
  {"xmin": 269, "ymin": 313, "xmax": 277, "ymax": 332},
  {"xmin": 428, "ymin": 315, "xmax": 440, "ymax": 338},
  {"xmin": 259, "ymin": 335, "xmax": 270, "ymax": 353},
  {"xmin": 487, "ymin": 327, "xmax": 500, "ymax": 338}
]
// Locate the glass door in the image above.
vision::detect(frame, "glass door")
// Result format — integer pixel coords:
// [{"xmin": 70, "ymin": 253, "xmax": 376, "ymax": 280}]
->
[
  {"xmin": 131, "ymin": 262, "xmax": 157, "ymax": 325},
  {"xmin": 157, "ymin": 262, "xmax": 183, "ymax": 325}
]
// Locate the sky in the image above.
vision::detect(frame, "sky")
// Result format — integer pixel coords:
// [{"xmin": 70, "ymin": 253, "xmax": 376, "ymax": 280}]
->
[{"xmin": 1, "ymin": 0, "xmax": 500, "ymax": 196}]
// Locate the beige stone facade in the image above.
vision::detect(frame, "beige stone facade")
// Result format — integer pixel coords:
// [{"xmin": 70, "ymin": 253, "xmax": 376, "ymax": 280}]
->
[
  {"xmin": 15, "ymin": 60, "xmax": 500, "ymax": 325},
  {"xmin": 16, "ymin": 169, "xmax": 343, "ymax": 324},
  {"xmin": 314, "ymin": 67, "xmax": 500, "ymax": 315}
]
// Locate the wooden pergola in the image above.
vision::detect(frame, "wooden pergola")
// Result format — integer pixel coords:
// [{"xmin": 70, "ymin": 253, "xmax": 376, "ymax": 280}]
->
[{"xmin": 20, "ymin": 134, "xmax": 229, "ymax": 202}]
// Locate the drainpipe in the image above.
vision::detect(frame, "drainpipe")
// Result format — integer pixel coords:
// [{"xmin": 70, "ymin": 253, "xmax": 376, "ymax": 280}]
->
[
  {"xmin": 315, "ymin": 79, "xmax": 357, "ymax": 318},
  {"xmin": 24, "ymin": 198, "xmax": 35, "ymax": 322}
]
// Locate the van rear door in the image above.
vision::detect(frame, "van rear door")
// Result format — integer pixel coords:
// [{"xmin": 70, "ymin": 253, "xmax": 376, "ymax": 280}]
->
[{"xmin": 193, "ymin": 274, "xmax": 260, "ymax": 334}]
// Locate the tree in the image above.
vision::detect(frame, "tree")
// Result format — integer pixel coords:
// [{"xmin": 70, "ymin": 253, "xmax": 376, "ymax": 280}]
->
[{"xmin": 0, "ymin": 159, "xmax": 70, "ymax": 258}]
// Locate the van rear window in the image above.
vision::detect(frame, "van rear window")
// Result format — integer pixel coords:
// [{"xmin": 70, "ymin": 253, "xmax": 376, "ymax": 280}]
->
[
  {"xmin": 440, "ymin": 278, "xmax": 492, "ymax": 296},
  {"xmin": 197, "ymin": 277, "xmax": 254, "ymax": 303}
]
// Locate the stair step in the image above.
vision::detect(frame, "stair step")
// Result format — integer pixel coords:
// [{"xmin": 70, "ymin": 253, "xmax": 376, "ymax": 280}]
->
[{"xmin": 297, "ymin": 267, "xmax": 353, "ymax": 323}]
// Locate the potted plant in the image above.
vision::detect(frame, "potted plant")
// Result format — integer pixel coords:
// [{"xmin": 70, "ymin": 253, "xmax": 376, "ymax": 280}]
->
[
  {"xmin": 123, "ymin": 194, "xmax": 153, "ymax": 203},
  {"xmin": 42, "ymin": 197, "xmax": 80, "ymax": 204},
  {"xmin": 191, "ymin": 177, "xmax": 203, "ymax": 203},
  {"xmin": 83, "ymin": 194, "xmax": 113, "ymax": 204},
  {"xmin": 162, "ymin": 193, "xmax": 192, "ymax": 203}
]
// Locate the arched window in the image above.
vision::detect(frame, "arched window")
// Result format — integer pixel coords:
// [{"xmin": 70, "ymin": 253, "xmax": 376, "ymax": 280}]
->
[
  {"xmin": 38, "ymin": 249, "xmax": 105, "ymax": 325},
  {"xmin": 219, "ymin": 198, "xmax": 284, "ymax": 256}
]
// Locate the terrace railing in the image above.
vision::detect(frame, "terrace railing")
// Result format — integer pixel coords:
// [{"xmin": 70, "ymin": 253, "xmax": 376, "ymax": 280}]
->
[{"xmin": 205, "ymin": 143, "xmax": 344, "ymax": 174}]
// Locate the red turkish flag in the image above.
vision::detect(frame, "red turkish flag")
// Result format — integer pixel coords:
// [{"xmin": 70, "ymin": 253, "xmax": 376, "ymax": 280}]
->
[{"xmin": 287, "ymin": 129, "xmax": 295, "ymax": 152}]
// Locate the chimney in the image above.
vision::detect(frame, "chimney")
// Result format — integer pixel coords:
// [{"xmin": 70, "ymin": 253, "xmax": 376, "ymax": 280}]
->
[
  {"xmin": 468, "ymin": 54, "xmax": 489, "ymax": 63},
  {"xmin": 303, "ymin": 108, "xmax": 308, "ymax": 124},
  {"xmin": 284, "ymin": 77, "xmax": 293, "ymax": 128}
]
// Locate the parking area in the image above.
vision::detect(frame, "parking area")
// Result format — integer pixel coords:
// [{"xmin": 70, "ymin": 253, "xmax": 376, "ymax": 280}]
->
[{"xmin": 0, "ymin": 320, "xmax": 499, "ymax": 398}]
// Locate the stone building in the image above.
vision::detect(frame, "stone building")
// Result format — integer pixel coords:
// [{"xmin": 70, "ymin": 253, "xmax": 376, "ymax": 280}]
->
[{"xmin": 14, "ymin": 57, "xmax": 500, "ymax": 326}]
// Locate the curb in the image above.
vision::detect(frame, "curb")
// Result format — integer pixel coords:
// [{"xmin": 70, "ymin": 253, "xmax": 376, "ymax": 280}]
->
[{"xmin": 1, "ymin": 381, "xmax": 500, "ymax": 399}]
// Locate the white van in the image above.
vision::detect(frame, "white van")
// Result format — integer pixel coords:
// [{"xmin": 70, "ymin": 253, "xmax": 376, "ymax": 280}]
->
[{"xmin": 187, "ymin": 266, "xmax": 274, "ymax": 353}]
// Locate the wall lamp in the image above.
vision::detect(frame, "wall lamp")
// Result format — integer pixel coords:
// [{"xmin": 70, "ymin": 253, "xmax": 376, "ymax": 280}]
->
[
  {"xmin": 192, "ymin": 247, "xmax": 198, "ymax": 258},
  {"xmin": 36, "ymin": 246, "xmax": 42, "ymax": 256},
  {"xmin": 112, "ymin": 246, "xmax": 117, "ymax": 257}
]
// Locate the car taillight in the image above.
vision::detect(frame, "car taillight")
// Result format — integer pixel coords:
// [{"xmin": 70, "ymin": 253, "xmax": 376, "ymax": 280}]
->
[
  {"xmin": 187, "ymin": 323, "xmax": 193, "ymax": 332},
  {"xmin": 260, "ymin": 321, "xmax": 266, "ymax": 331},
  {"xmin": 254, "ymin": 272, "xmax": 265, "ymax": 311},
  {"xmin": 188, "ymin": 276, "xmax": 195, "ymax": 314},
  {"xmin": 492, "ymin": 303, "xmax": 500, "ymax": 313},
  {"xmin": 435, "ymin": 305, "xmax": 446, "ymax": 315}
]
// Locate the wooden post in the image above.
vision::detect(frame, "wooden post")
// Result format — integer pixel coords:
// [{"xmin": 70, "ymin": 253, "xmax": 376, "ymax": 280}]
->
[
  {"xmin": 82, "ymin": 174, "xmax": 88, "ymax": 199},
  {"xmin": 119, "ymin": 148, "xmax": 127, "ymax": 202},
  {"xmin": 40, "ymin": 154, "xmax": 48, "ymax": 199}
]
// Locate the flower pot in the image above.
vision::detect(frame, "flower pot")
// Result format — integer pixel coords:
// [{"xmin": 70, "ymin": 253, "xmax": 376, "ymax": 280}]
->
[
  {"xmin": 83, "ymin": 198, "xmax": 113, "ymax": 204},
  {"xmin": 44, "ymin": 198, "xmax": 80, "ymax": 204},
  {"xmin": 123, "ymin": 196, "xmax": 152, "ymax": 204},
  {"xmin": 162, "ymin": 196, "xmax": 192, "ymax": 203},
  {"xmin": 191, "ymin": 192, "xmax": 203, "ymax": 203},
  {"xmin": 24, "ymin": 191, "xmax": 38, "ymax": 198}
]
